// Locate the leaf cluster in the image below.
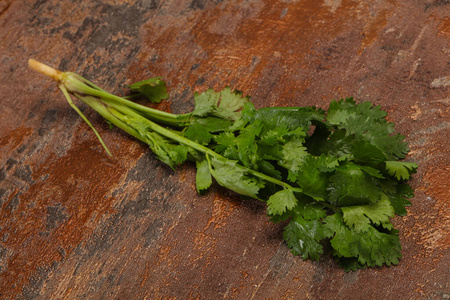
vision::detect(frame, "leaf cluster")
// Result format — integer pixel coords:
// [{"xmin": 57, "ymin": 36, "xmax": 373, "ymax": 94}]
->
[
  {"xmin": 60, "ymin": 72, "xmax": 418, "ymax": 271},
  {"xmin": 132, "ymin": 83, "xmax": 417, "ymax": 270}
]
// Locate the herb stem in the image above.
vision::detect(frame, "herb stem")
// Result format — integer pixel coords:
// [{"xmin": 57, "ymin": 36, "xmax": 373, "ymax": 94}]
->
[
  {"xmin": 84, "ymin": 94, "xmax": 300, "ymax": 192},
  {"xmin": 31, "ymin": 60, "xmax": 301, "ymax": 195},
  {"xmin": 62, "ymin": 72, "xmax": 192, "ymax": 127}
]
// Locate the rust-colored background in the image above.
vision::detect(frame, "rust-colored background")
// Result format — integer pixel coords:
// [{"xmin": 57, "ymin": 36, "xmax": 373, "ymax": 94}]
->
[{"xmin": 0, "ymin": 0, "xmax": 449, "ymax": 299}]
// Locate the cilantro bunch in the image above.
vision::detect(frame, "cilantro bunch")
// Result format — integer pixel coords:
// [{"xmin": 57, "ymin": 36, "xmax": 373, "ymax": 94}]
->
[{"xmin": 29, "ymin": 59, "xmax": 418, "ymax": 270}]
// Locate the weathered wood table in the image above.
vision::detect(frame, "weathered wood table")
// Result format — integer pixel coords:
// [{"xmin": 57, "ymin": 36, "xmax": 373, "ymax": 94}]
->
[{"xmin": 0, "ymin": 0, "xmax": 449, "ymax": 298}]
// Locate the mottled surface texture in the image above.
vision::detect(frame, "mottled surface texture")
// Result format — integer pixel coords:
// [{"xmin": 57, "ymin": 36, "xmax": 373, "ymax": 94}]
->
[{"xmin": 0, "ymin": 0, "xmax": 449, "ymax": 298}]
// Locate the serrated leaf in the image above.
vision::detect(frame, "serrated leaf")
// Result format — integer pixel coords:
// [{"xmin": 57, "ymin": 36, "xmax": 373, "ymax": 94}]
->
[
  {"xmin": 283, "ymin": 215, "xmax": 326, "ymax": 260},
  {"xmin": 209, "ymin": 157, "xmax": 262, "ymax": 198},
  {"xmin": 341, "ymin": 195, "xmax": 395, "ymax": 232},
  {"xmin": 196, "ymin": 159, "xmax": 212, "ymax": 193},
  {"xmin": 324, "ymin": 213, "xmax": 402, "ymax": 267},
  {"xmin": 235, "ymin": 121, "xmax": 262, "ymax": 168},
  {"xmin": 326, "ymin": 98, "xmax": 359, "ymax": 125},
  {"xmin": 387, "ymin": 183, "xmax": 414, "ymax": 216},
  {"xmin": 327, "ymin": 99, "xmax": 409, "ymax": 160},
  {"xmin": 328, "ymin": 162, "xmax": 382, "ymax": 206},
  {"xmin": 129, "ymin": 77, "xmax": 168, "ymax": 103},
  {"xmin": 192, "ymin": 87, "xmax": 250, "ymax": 121},
  {"xmin": 216, "ymin": 88, "xmax": 250, "ymax": 120},
  {"xmin": 184, "ymin": 117, "xmax": 232, "ymax": 145},
  {"xmin": 192, "ymin": 89, "xmax": 220, "ymax": 117},
  {"xmin": 315, "ymin": 153, "xmax": 342, "ymax": 172},
  {"xmin": 268, "ymin": 193, "xmax": 327, "ymax": 223},
  {"xmin": 267, "ymin": 189, "xmax": 298, "ymax": 215},
  {"xmin": 259, "ymin": 125, "xmax": 291, "ymax": 146},
  {"xmin": 295, "ymin": 155, "xmax": 330, "ymax": 201},
  {"xmin": 279, "ymin": 139, "xmax": 308, "ymax": 176},
  {"xmin": 385, "ymin": 161, "xmax": 418, "ymax": 180},
  {"xmin": 295, "ymin": 194, "xmax": 328, "ymax": 220},
  {"xmin": 351, "ymin": 140, "xmax": 388, "ymax": 164},
  {"xmin": 253, "ymin": 106, "xmax": 325, "ymax": 134},
  {"xmin": 214, "ymin": 131, "xmax": 236, "ymax": 154},
  {"xmin": 359, "ymin": 165, "xmax": 385, "ymax": 179}
]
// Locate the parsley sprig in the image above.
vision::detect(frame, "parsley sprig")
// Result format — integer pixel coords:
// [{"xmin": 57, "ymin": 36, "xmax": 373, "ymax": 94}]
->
[{"xmin": 29, "ymin": 59, "xmax": 418, "ymax": 271}]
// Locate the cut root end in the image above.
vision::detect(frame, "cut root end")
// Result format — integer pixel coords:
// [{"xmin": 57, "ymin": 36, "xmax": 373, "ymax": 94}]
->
[{"xmin": 28, "ymin": 59, "xmax": 63, "ymax": 82}]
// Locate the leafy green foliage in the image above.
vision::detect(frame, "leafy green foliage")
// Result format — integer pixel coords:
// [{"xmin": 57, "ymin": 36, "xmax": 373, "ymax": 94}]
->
[
  {"xmin": 385, "ymin": 161, "xmax": 418, "ymax": 180},
  {"xmin": 327, "ymin": 98, "xmax": 410, "ymax": 160},
  {"xmin": 51, "ymin": 68, "xmax": 418, "ymax": 271},
  {"xmin": 386, "ymin": 183, "xmax": 414, "ymax": 216},
  {"xmin": 323, "ymin": 213, "xmax": 402, "ymax": 269},
  {"xmin": 208, "ymin": 157, "xmax": 263, "ymax": 198},
  {"xmin": 192, "ymin": 87, "xmax": 250, "ymax": 121},
  {"xmin": 145, "ymin": 131, "xmax": 188, "ymax": 169},
  {"xmin": 267, "ymin": 189, "xmax": 298, "ymax": 215},
  {"xmin": 283, "ymin": 215, "xmax": 327, "ymax": 260},
  {"xmin": 195, "ymin": 159, "xmax": 212, "ymax": 193},
  {"xmin": 341, "ymin": 196, "xmax": 395, "ymax": 232},
  {"xmin": 328, "ymin": 162, "xmax": 383, "ymax": 206}
]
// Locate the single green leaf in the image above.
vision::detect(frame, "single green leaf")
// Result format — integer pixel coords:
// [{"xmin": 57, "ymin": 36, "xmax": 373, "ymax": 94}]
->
[
  {"xmin": 267, "ymin": 189, "xmax": 298, "ymax": 215},
  {"xmin": 328, "ymin": 162, "xmax": 382, "ymax": 206},
  {"xmin": 385, "ymin": 161, "xmax": 418, "ymax": 180},
  {"xmin": 309, "ymin": 129, "xmax": 354, "ymax": 158},
  {"xmin": 351, "ymin": 140, "xmax": 388, "ymax": 165},
  {"xmin": 259, "ymin": 126, "xmax": 291, "ymax": 145},
  {"xmin": 192, "ymin": 87, "xmax": 250, "ymax": 121},
  {"xmin": 184, "ymin": 117, "xmax": 232, "ymax": 145},
  {"xmin": 252, "ymin": 106, "xmax": 325, "ymax": 134},
  {"xmin": 214, "ymin": 131, "xmax": 236, "ymax": 155},
  {"xmin": 235, "ymin": 121, "xmax": 262, "ymax": 168},
  {"xmin": 268, "ymin": 193, "xmax": 327, "ymax": 224},
  {"xmin": 279, "ymin": 139, "xmax": 308, "ymax": 177},
  {"xmin": 192, "ymin": 89, "xmax": 220, "ymax": 117},
  {"xmin": 387, "ymin": 183, "xmax": 414, "ymax": 216},
  {"xmin": 315, "ymin": 153, "xmax": 342, "ymax": 172},
  {"xmin": 359, "ymin": 165, "xmax": 385, "ymax": 179},
  {"xmin": 327, "ymin": 98, "xmax": 386, "ymax": 126},
  {"xmin": 341, "ymin": 195, "xmax": 395, "ymax": 232},
  {"xmin": 326, "ymin": 98, "xmax": 358, "ymax": 125},
  {"xmin": 294, "ymin": 194, "xmax": 328, "ymax": 220},
  {"xmin": 283, "ymin": 215, "xmax": 326, "ymax": 260},
  {"xmin": 216, "ymin": 88, "xmax": 251, "ymax": 120},
  {"xmin": 209, "ymin": 157, "xmax": 262, "ymax": 198},
  {"xmin": 129, "ymin": 77, "xmax": 168, "ymax": 103},
  {"xmin": 196, "ymin": 159, "xmax": 212, "ymax": 193},
  {"xmin": 295, "ymin": 155, "xmax": 331, "ymax": 201}
]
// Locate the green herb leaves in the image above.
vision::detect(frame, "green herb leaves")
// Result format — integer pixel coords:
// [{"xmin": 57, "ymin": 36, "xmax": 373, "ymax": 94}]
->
[
  {"xmin": 129, "ymin": 77, "xmax": 169, "ymax": 103},
  {"xmin": 268, "ymin": 189, "xmax": 298, "ymax": 215},
  {"xmin": 184, "ymin": 95, "xmax": 417, "ymax": 271},
  {"xmin": 32, "ymin": 61, "xmax": 417, "ymax": 271}
]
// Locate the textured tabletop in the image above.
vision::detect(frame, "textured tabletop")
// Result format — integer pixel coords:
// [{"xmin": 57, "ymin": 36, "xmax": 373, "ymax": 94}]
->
[{"xmin": 0, "ymin": 0, "xmax": 449, "ymax": 298}]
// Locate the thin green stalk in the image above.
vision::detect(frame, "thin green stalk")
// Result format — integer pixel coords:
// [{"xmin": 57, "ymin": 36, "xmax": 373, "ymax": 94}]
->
[
  {"xmin": 59, "ymin": 85, "xmax": 112, "ymax": 156},
  {"xmin": 61, "ymin": 72, "xmax": 192, "ymax": 127},
  {"xmin": 75, "ymin": 94, "xmax": 143, "ymax": 142},
  {"xmin": 94, "ymin": 95, "xmax": 302, "ymax": 192},
  {"xmin": 29, "ymin": 59, "xmax": 304, "ymax": 198}
]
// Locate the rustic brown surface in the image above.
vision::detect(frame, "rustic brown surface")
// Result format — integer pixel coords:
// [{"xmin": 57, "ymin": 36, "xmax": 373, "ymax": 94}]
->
[{"xmin": 0, "ymin": 0, "xmax": 449, "ymax": 298}]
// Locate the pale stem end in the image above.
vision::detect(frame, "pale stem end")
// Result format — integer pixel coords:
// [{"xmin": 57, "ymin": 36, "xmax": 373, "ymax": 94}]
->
[{"xmin": 28, "ymin": 59, "xmax": 63, "ymax": 82}]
